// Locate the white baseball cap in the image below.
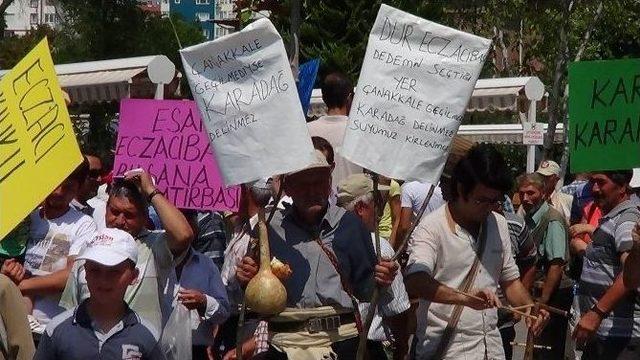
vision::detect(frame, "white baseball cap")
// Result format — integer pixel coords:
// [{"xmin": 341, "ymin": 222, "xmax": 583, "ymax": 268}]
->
[
  {"xmin": 76, "ymin": 228, "xmax": 138, "ymax": 266},
  {"xmin": 536, "ymin": 160, "xmax": 561, "ymax": 177},
  {"xmin": 630, "ymin": 168, "xmax": 640, "ymax": 188}
]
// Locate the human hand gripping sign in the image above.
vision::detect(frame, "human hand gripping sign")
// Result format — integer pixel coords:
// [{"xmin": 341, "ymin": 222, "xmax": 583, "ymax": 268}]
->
[{"xmin": 374, "ymin": 259, "xmax": 399, "ymax": 288}]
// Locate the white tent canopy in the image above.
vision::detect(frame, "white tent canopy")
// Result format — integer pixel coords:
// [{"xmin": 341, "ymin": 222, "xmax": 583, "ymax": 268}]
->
[
  {"xmin": 458, "ymin": 123, "xmax": 563, "ymax": 144},
  {"xmin": 0, "ymin": 55, "xmax": 180, "ymax": 106}
]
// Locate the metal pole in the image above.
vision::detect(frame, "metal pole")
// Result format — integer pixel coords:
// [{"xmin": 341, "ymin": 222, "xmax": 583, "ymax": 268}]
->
[{"xmin": 526, "ymin": 100, "xmax": 538, "ymax": 173}]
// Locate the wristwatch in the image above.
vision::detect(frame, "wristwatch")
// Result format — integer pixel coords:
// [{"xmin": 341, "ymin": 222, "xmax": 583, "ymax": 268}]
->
[
  {"xmin": 590, "ymin": 303, "xmax": 608, "ymax": 318},
  {"xmin": 147, "ymin": 189, "xmax": 163, "ymax": 203}
]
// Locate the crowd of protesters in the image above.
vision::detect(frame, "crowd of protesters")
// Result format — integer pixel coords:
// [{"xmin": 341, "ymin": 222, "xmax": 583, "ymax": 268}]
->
[{"xmin": 1, "ymin": 72, "xmax": 640, "ymax": 360}]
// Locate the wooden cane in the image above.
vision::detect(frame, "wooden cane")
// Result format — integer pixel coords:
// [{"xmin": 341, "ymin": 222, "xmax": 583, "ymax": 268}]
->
[
  {"xmin": 524, "ymin": 302, "xmax": 540, "ymax": 360},
  {"xmin": 356, "ymin": 174, "xmax": 383, "ymax": 360},
  {"xmin": 536, "ymin": 302, "xmax": 569, "ymax": 318},
  {"xmin": 391, "ymin": 184, "xmax": 436, "ymax": 261},
  {"xmin": 236, "ymin": 178, "xmax": 285, "ymax": 360},
  {"xmin": 452, "ymin": 289, "xmax": 538, "ymax": 322}
]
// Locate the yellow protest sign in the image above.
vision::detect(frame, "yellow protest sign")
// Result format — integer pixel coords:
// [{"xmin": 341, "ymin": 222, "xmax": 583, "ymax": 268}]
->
[{"xmin": 0, "ymin": 38, "xmax": 82, "ymax": 240}]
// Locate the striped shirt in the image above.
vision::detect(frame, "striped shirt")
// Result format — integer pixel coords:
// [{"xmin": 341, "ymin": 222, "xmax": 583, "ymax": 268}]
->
[
  {"xmin": 504, "ymin": 213, "xmax": 536, "ymax": 266},
  {"xmin": 578, "ymin": 200, "xmax": 640, "ymax": 338},
  {"xmin": 359, "ymin": 235, "xmax": 410, "ymax": 341},
  {"xmin": 193, "ymin": 211, "xmax": 228, "ymax": 270}
]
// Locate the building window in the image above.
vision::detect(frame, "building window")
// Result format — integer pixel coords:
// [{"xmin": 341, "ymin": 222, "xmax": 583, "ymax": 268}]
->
[
  {"xmin": 203, "ymin": 28, "xmax": 210, "ymax": 38},
  {"xmin": 30, "ymin": 0, "xmax": 38, "ymax": 8},
  {"xmin": 195, "ymin": 0, "xmax": 209, "ymax": 4},
  {"xmin": 30, "ymin": 13, "xmax": 38, "ymax": 24},
  {"xmin": 196, "ymin": 12, "xmax": 210, "ymax": 21},
  {"xmin": 45, "ymin": 0, "xmax": 55, "ymax": 5},
  {"xmin": 44, "ymin": 13, "xmax": 56, "ymax": 23}
]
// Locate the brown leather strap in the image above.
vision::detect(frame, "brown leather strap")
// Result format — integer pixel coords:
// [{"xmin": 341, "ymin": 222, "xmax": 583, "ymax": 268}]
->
[
  {"xmin": 432, "ymin": 220, "xmax": 489, "ymax": 359},
  {"xmin": 314, "ymin": 237, "xmax": 364, "ymax": 334},
  {"xmin": 269, "ymin": 312, "xmax": 356, "ymax": 333}
]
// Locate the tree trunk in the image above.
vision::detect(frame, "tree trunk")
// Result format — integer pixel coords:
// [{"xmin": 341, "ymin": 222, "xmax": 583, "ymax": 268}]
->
[
  {"xmin": 558, "ymin": 1, "xmax": 604, "ymax": 180},
  {"xmin": 0, "ymin": 0, "xmax": 17, "ymax": 39},
  {"xmin": 543, "ymin": 0, "xmax": 570, "ymax": 160}
]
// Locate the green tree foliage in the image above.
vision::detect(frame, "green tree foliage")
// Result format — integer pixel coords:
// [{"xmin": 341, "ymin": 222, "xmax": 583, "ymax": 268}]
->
[
  {"xmin": 1, "ymin": 1, "xmax": 205, "ymax": 161},
  {"xmin": 269, "ymin": 1, "xmax": 640, "ymax": 174},
  {"xmin": 0, "ymin": 25, "xmax": 56, "ymax": 68}
]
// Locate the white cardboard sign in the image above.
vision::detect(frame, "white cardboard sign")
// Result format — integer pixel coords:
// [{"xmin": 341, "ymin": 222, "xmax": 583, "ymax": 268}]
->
[
  {"xmin": 180, "ymin": 19, "xmax": 315, "ymax": 186},
  {"xmin": 341, "ymin": 4, "xmax": 491, "ymax": 183},
  {"xmin": 522, "ymin": 122, "xmax": 544, "ymax": 145}
]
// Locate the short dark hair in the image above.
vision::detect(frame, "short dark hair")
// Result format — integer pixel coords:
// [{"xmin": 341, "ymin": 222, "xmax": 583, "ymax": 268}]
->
[
  {"xmin": 450, "ymin": 144, "xmax": 513, "ymax": 201},
  {"xmin": 108, "ymin": 180, "xmax": 149, "ymax": 216},
  {"xmin": 516, "ymin": 172, "xmax": 546, "ymax": 191},
  {"xmin": 600, "ymin": 170, "xmax": 633, "ymax": 187},
  {"xmin": 311, "ymin": 136, "xmax": 335, "ymax": 166},
  {"xmin": 68, "ymin": 156, "xmax": 90, "ymax": 184},
  {"xmin": 321, "ymin": 72, "xmax": 353, "ymax": 109}
]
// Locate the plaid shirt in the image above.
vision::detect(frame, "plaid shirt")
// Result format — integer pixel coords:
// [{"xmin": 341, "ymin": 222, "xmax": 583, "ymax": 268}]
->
[{"xmin": 253, "ymin": 321, "xmax": 269, "ymax": 354}]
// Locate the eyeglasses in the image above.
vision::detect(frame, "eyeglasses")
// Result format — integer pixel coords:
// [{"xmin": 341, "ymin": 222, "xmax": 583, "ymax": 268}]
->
[{"xmin": 473, "ymin": 197, "xmax": 504, "ymax": 207}]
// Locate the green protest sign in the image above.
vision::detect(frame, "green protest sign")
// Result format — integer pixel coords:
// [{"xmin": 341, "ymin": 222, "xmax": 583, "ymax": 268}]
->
[{"xmin": 569, "ymin": 59, "xmax": 640, "ymax": 172}]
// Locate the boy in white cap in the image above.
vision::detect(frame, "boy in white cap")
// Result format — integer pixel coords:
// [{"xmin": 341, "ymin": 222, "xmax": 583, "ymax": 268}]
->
[{"xmin": 35, "ymin": 228, "xmax": 163, "ymax": 359}]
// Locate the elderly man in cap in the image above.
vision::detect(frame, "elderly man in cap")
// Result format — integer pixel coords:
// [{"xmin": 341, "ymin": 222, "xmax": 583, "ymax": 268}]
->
[
  {"xmin": 236, "ymin": 150, "xmax": 399, "ymax": 359},
  {"xmin": 336, "ymin": 173, "xmax": 411, "ymax": 359},
  {"xmin": 535, "ymin": 160, "xmax": 574, "ymax": 223}
]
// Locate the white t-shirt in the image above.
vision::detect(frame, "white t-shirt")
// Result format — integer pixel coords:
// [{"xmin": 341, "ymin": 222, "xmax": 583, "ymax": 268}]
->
[
  {"xmin": 26, "ymin": 207, "xmax": 96, "ymax": 326},
  {"xmin": 307, "ymin": 115, "xmax": 362, "ymax": 190},
  {"xmin": 405, "ymin": 205, "xmax": 519, "ymax": 359},
  {"xmin": 86, "ymin": 196, "xmax": 107, "ymax": 230},
  {"xmin": 400, "ymin": 181, "xmax": 445, "ymax": 218}
]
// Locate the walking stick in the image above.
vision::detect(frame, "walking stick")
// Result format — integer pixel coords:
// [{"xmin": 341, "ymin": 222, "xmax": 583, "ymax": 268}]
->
[
  {"xmin": 236, "ymin": 178, "xmax": 285, "ymax": 360},
  {"xmin": 356, "ymin": 174, "xmax": 383, "ymax": 360},
  {"xmin": 524, "ymin": 303, "xmax": 540, "ymax": 360},
  {"xmin": 391, "ymin": 184, "xmax": 436, "ymax": 261},
  {"xmin": 357, "ymin": 181, "xmax": 437, "ymax": 359}
]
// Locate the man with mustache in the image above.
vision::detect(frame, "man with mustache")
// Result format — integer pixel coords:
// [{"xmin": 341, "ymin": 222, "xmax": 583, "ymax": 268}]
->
[
  {"xmin": 517, "ymin": 172, "xmax": 572, "ymax": 359},
  {"xmin": 572, "ymin": 170, "xmax": 640, "ymax": 359}
]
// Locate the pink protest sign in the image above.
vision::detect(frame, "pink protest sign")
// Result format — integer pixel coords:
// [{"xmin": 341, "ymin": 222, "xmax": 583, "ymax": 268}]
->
[{"xmin": 114, "ymin": 99, "xmax": 240, "ymax": 211}]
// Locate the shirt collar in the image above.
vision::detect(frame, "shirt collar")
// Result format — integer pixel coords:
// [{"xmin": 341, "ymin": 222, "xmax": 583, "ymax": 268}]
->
[
  {"xmin": 321, "ymin": 115, "xmax": 348, "ymax": 122},
  {"xmin": 74, "ymin": 299, "xmax": 138, "ymax": 328},
  {"xmin": 444, "ymin": 203, "xmax": 487, "ymax": 237},
  {"xmin": 136, "ymin": 228, "xmax": 151, "ymax": 240},
  {"xmin": 528, "ymin": 201, "xmax": 550, "ymax": 225},
  {"xmin": 602, "ymin": 199, "xmax": 636, "ymax": 219}
]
